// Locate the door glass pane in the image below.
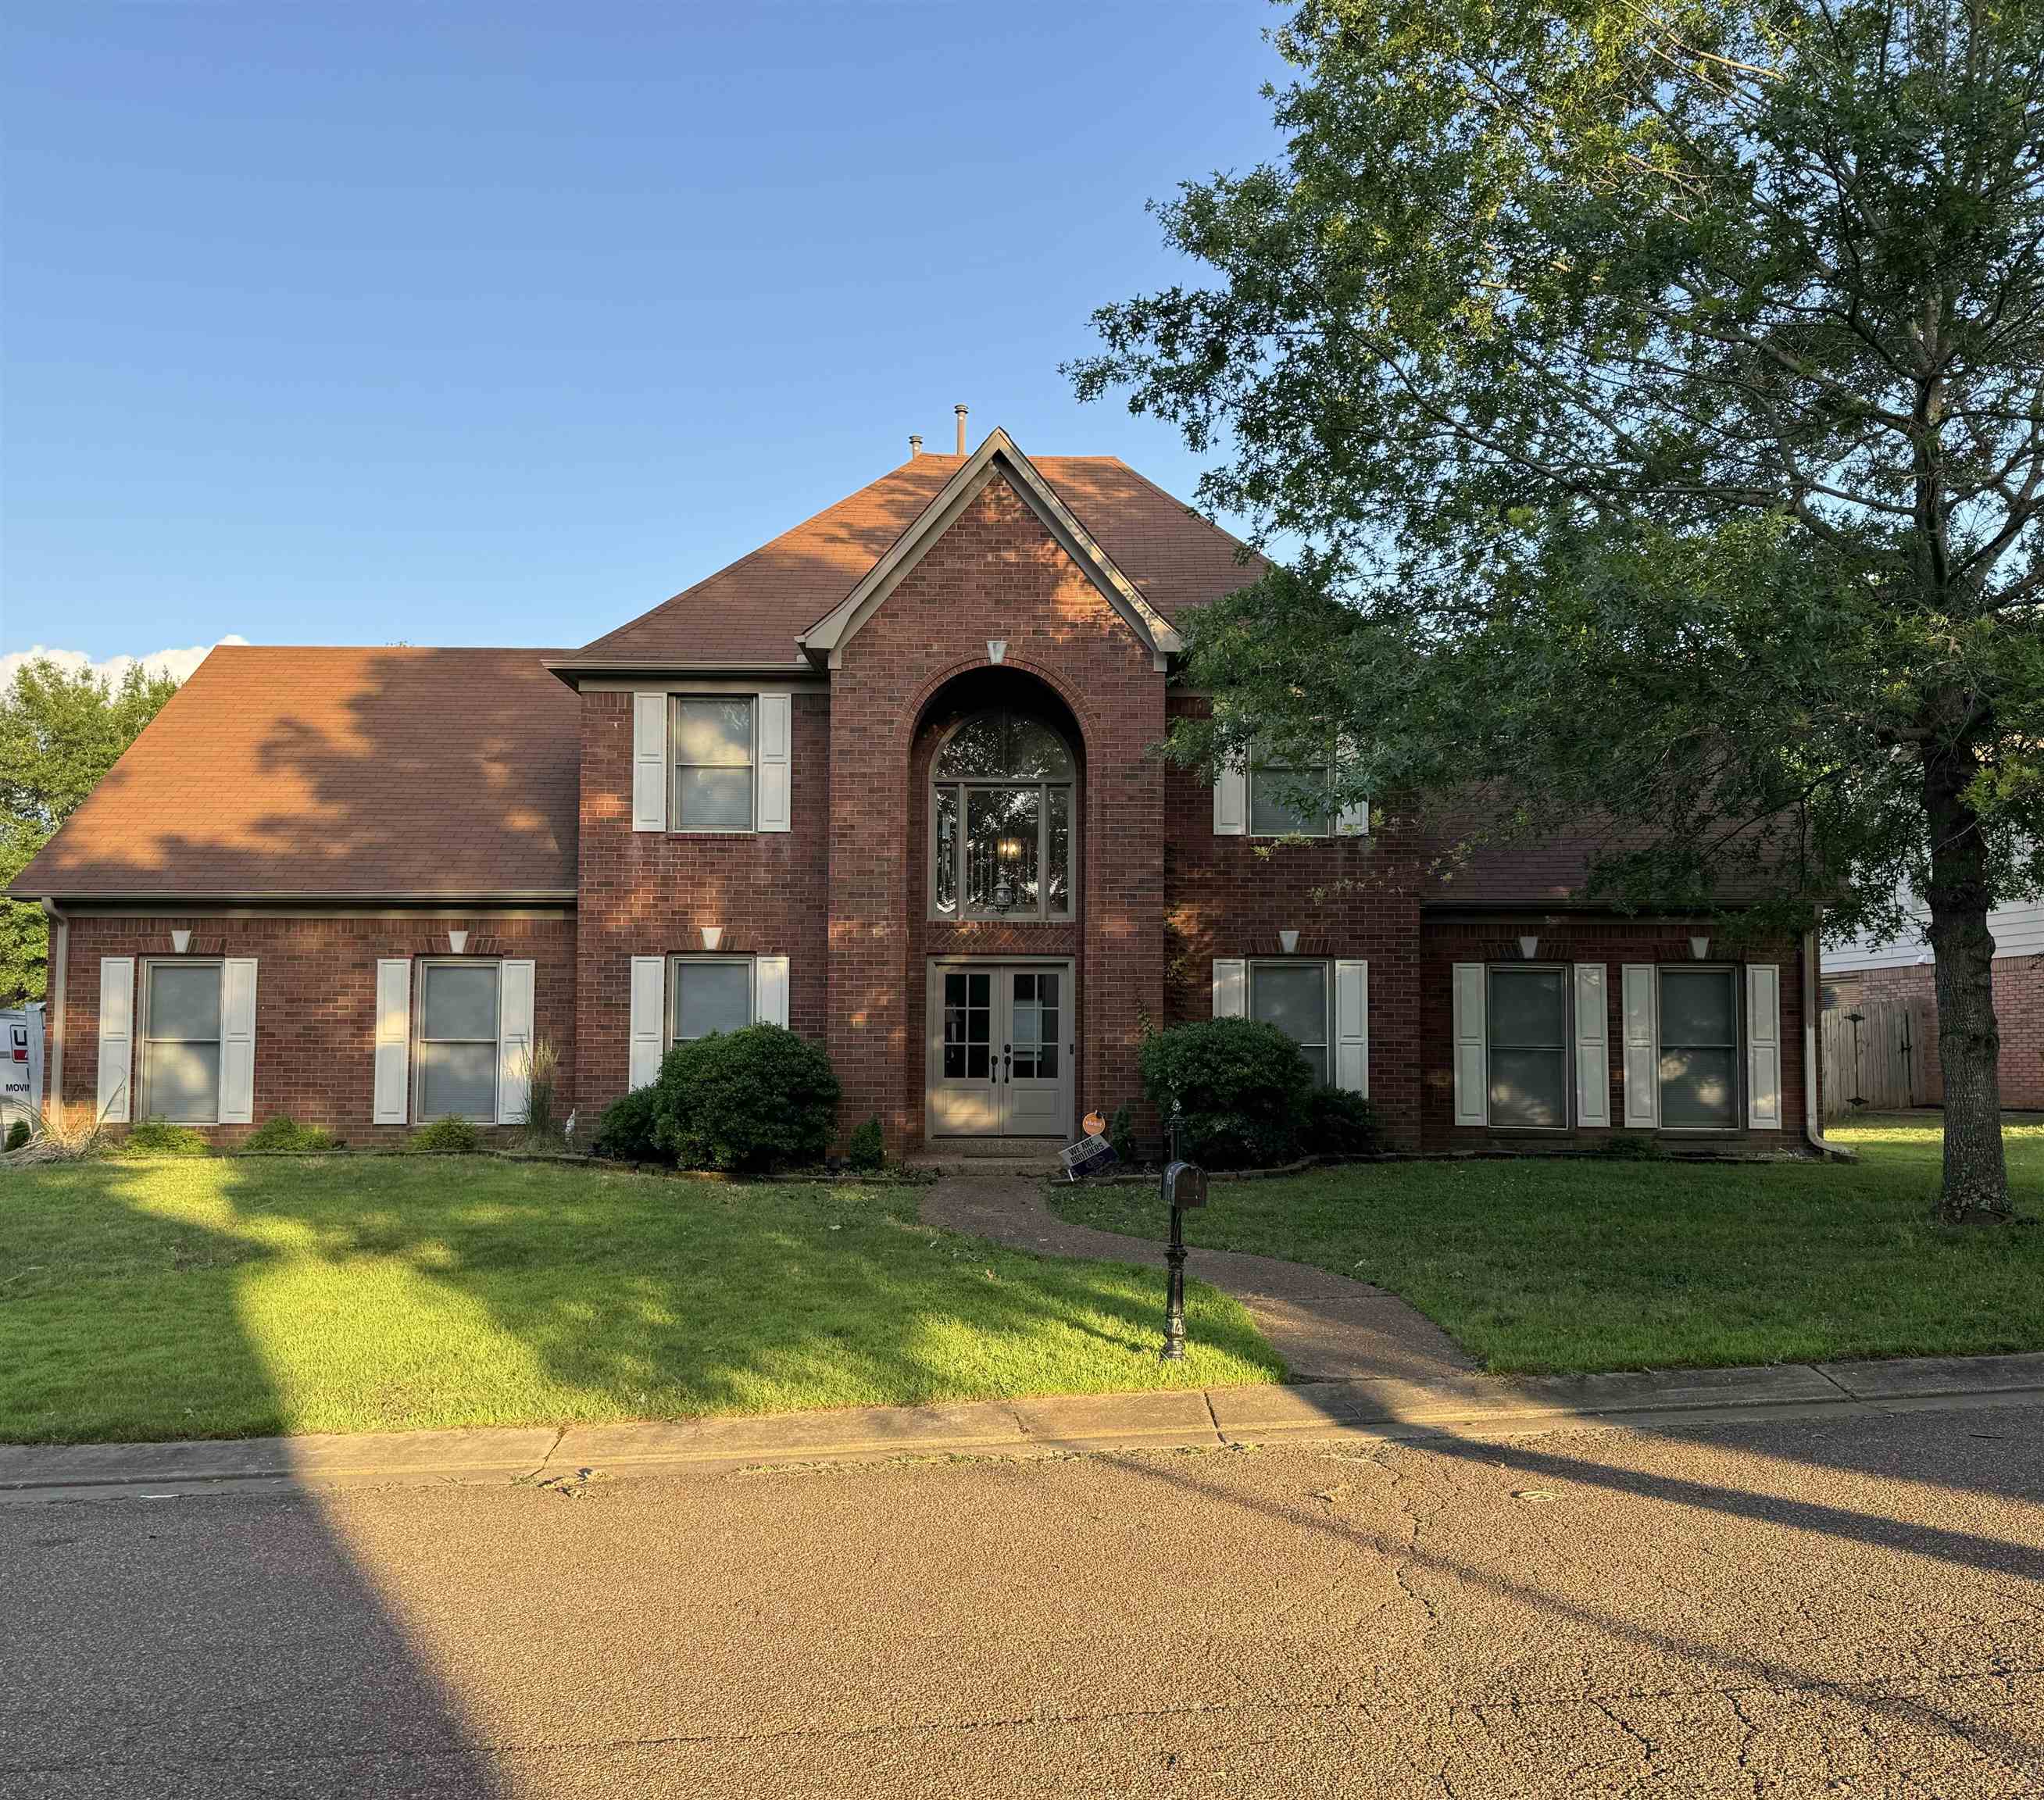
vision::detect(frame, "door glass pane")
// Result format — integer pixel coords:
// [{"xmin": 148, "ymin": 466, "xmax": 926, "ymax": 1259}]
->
[
  {"xmin": 1489, "ymin": 1048, "xmax": 1565, "ymax": 1128},
  {"xmin": 676, "ymin": 962, "xmax": 752, "ymax": 1039},
  {"xmin": 145, "ymin": 1041, "xmax": 220, "ymax": 1122},
  {"xmin": 934, "ymin": 786, "xmax": 959, "ymax": 915},
  {"xmin": 1027, "ymin": 973, "xmax": 1060, "ymax": 1079},
  {"xmin": 677, "ymin": 766, "xmax": 752, "ymax": 829},
  {"xmin": 942, "ymin": 972, "xmax": 992, "ymax": 1080},
  {"xmin": 674, "ymin": 698, "xmax": 752, "ymax": 765},
  {"xmin": 1011, "ymin": 974, "xmax": 1042, "ymax": 1079},
  {"xmin": 419, "ymin": 1041, "xmax": 495, "ymax": 1120},
  {"xmin": 148, "ymin": 964, "xmax": 221, "ymax": 1040},
  {"xmin": 423, "ymin": 963, "xmax": 498, "ymax": 1041},
  {"xmin": 1045, "ymin": 787, "xmax": 1071, "ymax": 917},
  {"xmin": 1251, "ymin": 964, "xmax": 1328, "ymax": 1056},
  {"xmin": 965, "ymin": 787, "xmax": 1040, "ymax": 913}
]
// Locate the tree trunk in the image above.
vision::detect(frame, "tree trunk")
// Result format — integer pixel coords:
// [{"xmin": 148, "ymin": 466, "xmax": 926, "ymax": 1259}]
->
[{"xmin": 1921, "ymin": 741, "xmax": 2010, "ymax": 1221}]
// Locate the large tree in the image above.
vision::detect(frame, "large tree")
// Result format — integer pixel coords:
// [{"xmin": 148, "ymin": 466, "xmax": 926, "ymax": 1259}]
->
[
  {"xmin": 0, "ymin": 659, "xmax": 180, "ymax": 1005},
  {"xmin": 1072, "ymin": 0, "xmax": 2044, "ymax": 1219}
]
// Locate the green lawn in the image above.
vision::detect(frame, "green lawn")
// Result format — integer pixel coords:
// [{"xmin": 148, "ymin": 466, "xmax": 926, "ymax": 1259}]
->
[
  {"xmin": 0, "ymin": 1158, "xmax": 1279, "ymax": 1444},
  {"xmin": 1049, "ymin": 1115, "xmax": 2044, "ymax": 1375}
]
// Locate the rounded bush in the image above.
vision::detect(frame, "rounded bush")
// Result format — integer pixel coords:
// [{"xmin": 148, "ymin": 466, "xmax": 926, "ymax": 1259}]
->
[
  {"xmin": 652, "ymin": 1024, "xmax": 841, "ymax": 1173},
  {"xmin": 591, "ymin": 1085, "xmax": 667, "ymax": 1166},
  {"xmin": 407, "ymin": 1115, "xmax": 481, "ymax": 1155},
  {"xmin": 241, "ymin": 1116, "xmax": 340, "ymax": 1153},
  {"xmin": 1138, "ymin": 1017, "xmax": 1315, "ymax": 1170},
  {"xmin": 126, "ymin": 1117, "xmax": 212, "ymax": 1156},
  {"xmin": 4, "ymin": 1118, "xmax": 29, "ymax": 1152},
  {"xmin": 845, "ymin": 1114, "xmax": 885, "ymax": 1173},
  {"xmin": 1301, "ymin": 1087, "xmax": 1385, "ymax": 1159}
]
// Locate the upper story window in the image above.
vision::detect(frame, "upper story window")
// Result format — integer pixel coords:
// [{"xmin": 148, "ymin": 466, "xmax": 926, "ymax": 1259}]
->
[
  {"xmin": 931, "ymin": 709, "xmax": 1074, "ymax": 920},
  {"xmin": 673, "ymin": 696, "xmax": 755, "ymax": 830},
  {"xmin": 1249, "ymin": 744, "xmax": 1335, "ymax": 837}
]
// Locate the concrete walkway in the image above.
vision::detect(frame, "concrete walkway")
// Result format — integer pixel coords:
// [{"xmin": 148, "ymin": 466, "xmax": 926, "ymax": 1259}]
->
[
  {"xmin": 921, "ymin": 1170, "xmax": 1475, "ymax": 1385},
  {"xmin": 7, "ymin": 1353, "xmax": 2044, "ymax": 1504}
]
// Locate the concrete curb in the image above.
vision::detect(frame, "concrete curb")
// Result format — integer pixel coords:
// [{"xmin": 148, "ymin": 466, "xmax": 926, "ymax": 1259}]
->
[{"xmin": 5, "ymin": 1352, "xmax": 2043, "ymax": 1502}]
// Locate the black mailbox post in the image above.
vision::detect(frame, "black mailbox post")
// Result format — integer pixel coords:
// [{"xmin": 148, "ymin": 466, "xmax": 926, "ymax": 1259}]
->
[{"xmin": 1160, "ymin": 1103, "xmax": 1206, "ymax": 1361}]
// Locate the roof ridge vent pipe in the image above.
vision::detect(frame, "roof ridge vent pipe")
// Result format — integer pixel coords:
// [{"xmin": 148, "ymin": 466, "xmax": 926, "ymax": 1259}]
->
[
  {"xmin": 909, "ymin": 434, "xmax": 923, "ymax": 458},
  {"xmin": 955, "ymin": 404, "xmax": 968, "ymax": 455}
]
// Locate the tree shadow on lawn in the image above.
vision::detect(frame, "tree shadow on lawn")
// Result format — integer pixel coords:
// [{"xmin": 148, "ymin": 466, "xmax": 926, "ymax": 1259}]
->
[{"xmin": 7, "ymin": 1155, "xmax": 1278, "ymax": 1444}]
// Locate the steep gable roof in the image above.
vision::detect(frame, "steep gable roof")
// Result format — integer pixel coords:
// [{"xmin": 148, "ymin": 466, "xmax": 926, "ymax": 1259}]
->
[
  {"xmin": 552, "ymin": 441, "xmax": 1260, "ymax": 672},
  {"xmin": 10, "ymin": 645, "xmax": 579, "ymax": 902}
]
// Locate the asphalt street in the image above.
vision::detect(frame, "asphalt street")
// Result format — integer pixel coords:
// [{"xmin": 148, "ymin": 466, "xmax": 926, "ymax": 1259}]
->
[{"xmin": 4, "ymin": 1403, "xmax": 2042, "ymax": 1798}]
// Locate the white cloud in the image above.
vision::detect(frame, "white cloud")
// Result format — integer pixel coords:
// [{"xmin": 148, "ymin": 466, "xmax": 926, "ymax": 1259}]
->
[{"xmin": 0, "ymin": 636, "xmax": 251, "ymax": 690}]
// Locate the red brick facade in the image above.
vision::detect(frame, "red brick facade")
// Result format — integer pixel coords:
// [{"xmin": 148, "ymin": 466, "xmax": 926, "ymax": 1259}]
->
[
  {"xmin": 40, "ymin": 454, "xmax": 1824, "ymax": 1157},
  {"xmin": 52, "ymin": 911, "xmax": 576, "ymax": 1145}
]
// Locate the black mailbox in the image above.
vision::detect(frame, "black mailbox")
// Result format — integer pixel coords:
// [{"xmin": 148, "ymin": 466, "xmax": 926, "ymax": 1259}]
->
[{"xmin": 1162, "ymin": 1160, "xmax": 1208, "ymax": 1209}]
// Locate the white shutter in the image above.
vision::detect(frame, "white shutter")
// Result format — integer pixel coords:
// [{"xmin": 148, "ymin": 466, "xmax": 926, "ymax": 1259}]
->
[
  {"xmin": 1213, "ymin": 753, "xmax": 1247, "ymax": 836},
  {"xmin": 628, "ymin": 955, "xmax": 666, "ymax": 1089},
  {"xmin": 1211, "ymin": 957, "xmax": 1247, "ymax": 1018},
  {"xmin": 219, "ymin": 958, "xmax": 259, "ymax": 1125},
  {"xmin": 1334, "ymin": 959, "xmax": 1369, "ymax": 1095},
  {"xmin": 1746, "ymin": 962, "xmax": 1782, "ymax": 1130},
  {"xmin": 496, "ymin": 959, "xmax": 536, "ymax": 1126},
  {"xmin": 1622, "ymin": 964, "xmax": 1659, "ymax": 1128},
  {"xmin": 373, "ymin": 958, "xmax": 412, "ymax": 1126},
  {"xmin": 755, "ymin": 954, "xmax": 790, "ymax": 1028},
  {"xmin": 1572, "ymin": 962, "xmax": 1610, "ymax": 1129},
  {"xmin": 756, "ymin": 693, "xmax": 792, "ymax": 834},
  {"xmin": 96, "ymin": 956, "xmax": 134, "ymax": 1124},
  {"xmin": 1452, "ymin": 962, "xmax": 1487, "ymax": 1127},
  {"xmin": 632, "ymin": 692, "xmax": 668, "ymax": 833}
]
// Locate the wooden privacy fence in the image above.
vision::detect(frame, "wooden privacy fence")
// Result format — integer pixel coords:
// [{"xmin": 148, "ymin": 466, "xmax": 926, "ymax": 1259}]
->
[{"xmin": 1821, "ymin": 998, "xmax": 1942, "ymax": 1116}]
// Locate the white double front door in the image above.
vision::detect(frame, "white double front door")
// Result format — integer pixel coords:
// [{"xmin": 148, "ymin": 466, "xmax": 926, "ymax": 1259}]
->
[{"xmin": 926, "ymin": 961, "xmax": 1073, "ymax": 1138}]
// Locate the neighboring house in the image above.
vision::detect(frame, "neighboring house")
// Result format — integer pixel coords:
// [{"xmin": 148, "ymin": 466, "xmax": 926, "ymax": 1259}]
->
[
  {"xmin": 13, "ymin": 426, "xmax": 1823, "ymax": 1155},
  {"xmin": 1823, "ymin": 895, "xmax": 2044, "ymax": 1109}
]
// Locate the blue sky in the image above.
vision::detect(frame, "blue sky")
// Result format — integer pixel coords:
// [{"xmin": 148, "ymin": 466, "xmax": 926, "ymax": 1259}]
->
[{"xmin": 3, "ymin": 2, "xmax": 1290, "ymax": 673}]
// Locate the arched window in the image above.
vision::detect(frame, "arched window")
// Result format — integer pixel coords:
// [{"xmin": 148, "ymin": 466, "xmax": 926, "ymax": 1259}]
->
[{"xmin": 932, "ymin": 710, "xmax": 1075, "ymax": 919}]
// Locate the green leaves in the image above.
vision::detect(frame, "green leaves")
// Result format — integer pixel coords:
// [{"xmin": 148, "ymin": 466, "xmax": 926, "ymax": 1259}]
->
[
  {"xmin": 1077, "ymin": 0, "xmax": 2044, "ymax": 941},
  {"xmin": 0, "ymin": 659, "xmax": 180, "ymax": 1003}
]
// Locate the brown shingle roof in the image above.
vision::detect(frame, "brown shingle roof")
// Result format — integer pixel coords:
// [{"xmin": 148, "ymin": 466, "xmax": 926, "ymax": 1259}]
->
[
  {"xmin": 10, "ymin": 645, "xmax": 578, "ymax": 901},
  {"xmin": 562, "ymin": 454, "xmax": 1260, "ymax": 668}
]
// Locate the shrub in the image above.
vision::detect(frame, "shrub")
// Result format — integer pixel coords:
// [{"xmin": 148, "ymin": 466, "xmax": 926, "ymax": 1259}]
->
[
  {"xmin": 653, "ymin": 1025, "xmax": 841, "ymax": 1173},
  {"xmin": 4, "ymin": 1118, "xmax": 27, "ymax": 1152},
  {"xmin": 407, "ymin": 1115, "xmax": 482, "ymax": 1155},
  {"xmin": 591, "ymin": 1085, "xmax": 667, "ymax": 1165},
  {"xmin": 1, "ymin": 1106, "xmax": 103, "ymax": 1166},
  {"xmin": 125, "ymin": 1116, "xmax": 212, "ymax": 1156},
  {"xmin": 845, "ymin": 1114, "xmax": 886, "ymax": 1173},
  {"xmin": 1138, "ymin": 1018, "xmax": 1315, "ymax": 1170},
  {"xmin": 1589, "ymin": 1132, "xmax": 1663, "ymax": 1159},
  {"xmin": 1301, "ymin": 1088, "xmax": 1386, "ymax": 1159},
  {"xmin": 241, "ymin": 1116, "xmax": 341, "ymax": 1153},
  {"xmin": 1107, "ymin": 1102, "xmax": 1136, "ymax": 1166}
]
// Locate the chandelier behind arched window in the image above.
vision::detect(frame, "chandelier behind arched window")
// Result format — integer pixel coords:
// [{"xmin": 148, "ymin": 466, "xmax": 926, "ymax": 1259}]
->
[{"xmin": 932, "ymin": 709, "xmax": 1074, "ymax": 918}]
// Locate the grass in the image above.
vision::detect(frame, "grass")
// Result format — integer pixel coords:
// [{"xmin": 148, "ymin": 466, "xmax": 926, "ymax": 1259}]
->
[
  {"xmin": 1049, "ymin": 1113, "xmax": 2044, "ymax": 1376},
  {"xmin": 0, "ymin": 1157, "xmax": 1280, "ymax": 1444}
]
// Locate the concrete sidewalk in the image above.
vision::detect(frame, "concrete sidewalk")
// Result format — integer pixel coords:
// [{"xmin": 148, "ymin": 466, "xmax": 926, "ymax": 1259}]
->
[{"xmin": 6, "ymin": 1351, "xmax": 2043, "ymax": 1502}]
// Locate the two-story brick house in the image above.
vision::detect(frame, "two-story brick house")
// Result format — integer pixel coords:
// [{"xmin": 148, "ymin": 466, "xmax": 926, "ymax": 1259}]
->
[{"xmin": 16, "ymin": 427, "xmax": 1822, "ymax": 1155}]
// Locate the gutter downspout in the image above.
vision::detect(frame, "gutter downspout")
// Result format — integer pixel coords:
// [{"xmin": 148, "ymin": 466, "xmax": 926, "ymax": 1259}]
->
[
  {"xmin": 1802, "ymin": 926, "xmax": 1852, "ymax": 1160},
  {"xmin": 40, "ymin": 899, "xmax": 65, "ymax": 1127}
]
